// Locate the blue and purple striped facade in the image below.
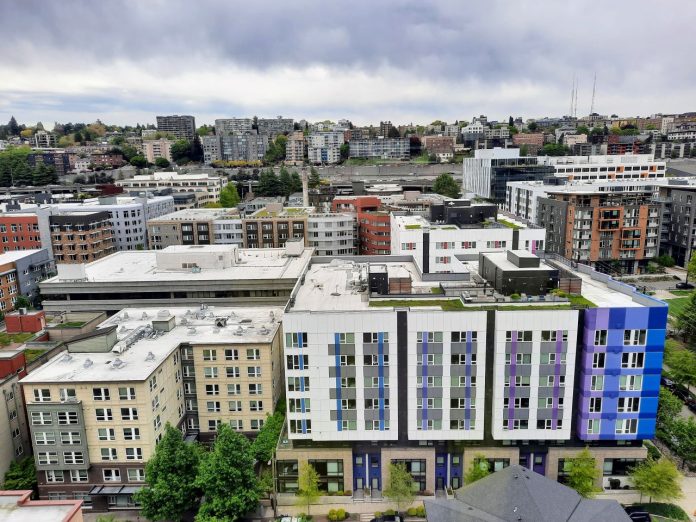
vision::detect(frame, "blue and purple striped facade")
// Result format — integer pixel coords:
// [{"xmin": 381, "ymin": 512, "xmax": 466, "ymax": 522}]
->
[{"xmin": 577, "ymin": 306, "xmax": 667, "ymax": 441}]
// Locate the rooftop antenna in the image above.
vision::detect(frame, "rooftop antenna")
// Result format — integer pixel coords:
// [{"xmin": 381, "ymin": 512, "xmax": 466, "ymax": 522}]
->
[
  {"xmin": 569, "ymin": 74, "xmax": 575, "ymax": 117},
  {"xmin": 590, "ymin": 72, "xmax": 597, "ymax": 115},
  {"xmin": 573, "ymin": 77, "xmax": 579, "ymax": 119}
]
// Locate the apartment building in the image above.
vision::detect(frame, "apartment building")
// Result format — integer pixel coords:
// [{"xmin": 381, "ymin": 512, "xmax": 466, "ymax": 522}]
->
[
  {"xmin": 349, "ymin": 138, "xmax": 410, "ymax": 161},
  {"xmin": 214, "ymin": 118, "xmax": 254, "ymax": 135},
  {"xmin": 331, "ymin": 196, "xmax": 390, "ymax": 255},
  {"xmin": 0, "ymin": 250, "xmax": 53, "ymax": 312},
  {"xmin": 257, "ymin": 117, "xmax": 294, "ymax": 136},
  {"xmin": 219, "ymin": 132, "xmax": 269, "ymax": 162},
  {"xmin": 0, "ymin": 210, "xmax": 52, "ymax": 254},
  {"xmin": 201, "ymin": 135, "xmax": 222, "ymax": 164},
  {"xmin": 117, "ymin": 172, "xmax": 224, "ymax": 206},
  {"xmin": 156, "ymin": 115, "xmax": 196, "ymax": 142},
  {"xmin": 391, "ymin": 214, "xmax": 545, "ymax": 274},
  {"xmin": 658, "ymin": 184, "xmax": 696, "ymax": 266},
  {"xmin": 243, "ymin": 205, "xmax": 310, "ymax": 248},
  {"xmin": 1, "ymin": 350, "xmax": 31, "ymax": 479},
  {"xmin": 27, "ymin": 152, "xmax": 72, "ymax": 177},
  {"xmin": 276, "ymin": 254, "xmax": 664, "ymax": 494},
  {"xmin": 538, "ymin": 154, "xmax": 666, "ymax": 182},
  {"xmin": 285, "ymin": 131, "xmax": 306, "ymax": 166},
  {"xmin": 421, "ymin": 136, "xmax": 455, "ymax": 161},
  {"xmin": 49, "ymin": 212, "xmax": 115, "ymax": 264},
  {"xmin": 379, "ymin": 121, "xmax": 394, "ymax": 137},
  {"xmin": 307, "ymin": 132, "xmax": 344, "ymax": 164},
  {"xmin": 147, "ymin": 208, "xmax": 242, "ymax": 250},
  {"xmin": 20, "ymin": 305, "xmax": 284, "ymax": 511},
  {"xmin": 39, "ymin": 245, "xmax": 313, "ymax": 312},
  {"xmin": 537, "ymin": 187, "xmax": 661, "ymax": 274},
  {"xmin": 306, "ymin": 214, "xmax": 356, "ymax": 256},
  {"xmin": 141, "ymin": 139, "xmax": 173, "ymax": 164},
  {"xmin": 0, "ymin": 490, "xmax": 84, "ymax": 520},
  {"xmin": 33, "ymin": 130, "xmax": 57, "ymax": 149}
]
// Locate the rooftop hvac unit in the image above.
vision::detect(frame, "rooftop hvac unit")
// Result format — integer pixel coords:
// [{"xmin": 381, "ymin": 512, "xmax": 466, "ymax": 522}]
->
[
  {"xmin": 145, "ymin": 352, "xmax": 155, "ymax": 362},
  {"xmin": 215, "ymin": 317, "xmax": 228, "ymax": 328},
  {"xmin": 83, "ymin": 358, "xmax": 93, "ymax": 368}
]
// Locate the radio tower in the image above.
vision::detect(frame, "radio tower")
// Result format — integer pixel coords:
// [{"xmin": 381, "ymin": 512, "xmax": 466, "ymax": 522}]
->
[
  {"xmin": 569, "ymin": 75, "xmax": 575, "ymax": 117},
  {"xmin": 590, "ymin": 73, "xmax": 597, "ymax": 115},
  {"xmin": 573, "ymin": 78, "xmax": 579, "ymax": 118}
]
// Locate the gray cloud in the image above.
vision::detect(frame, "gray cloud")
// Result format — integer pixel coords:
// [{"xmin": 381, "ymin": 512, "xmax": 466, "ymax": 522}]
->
[{"xmin": 1, "ymin": 0, "xmax": 694, "ymax": 125}]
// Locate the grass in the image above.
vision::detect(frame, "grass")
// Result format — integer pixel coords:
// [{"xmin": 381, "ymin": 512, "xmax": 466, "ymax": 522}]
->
[
  {"xmin": 56, "ymin": 321, "xmax": 86, "ymax": 328},
  {"xmin": 496, "ymin": 219, "xmax": 521, "ymax": 230},
  {"xmin": 0, "ymin": 332, "xmax": 35, "ymax": 346},
  {"xmin": 566, "ymin": 294, "xmax": 597, "ymax": 308},
  {"xmin": 24, "ymin": 348, "xmax": 46, "ymax": 363},
  {"xmin": 431, "ymin": 287, "xmax": 444, "ymax": 295},
  {"xmin": 369, "ymin": 300, "xmax": 573, "ymax": 312},
  {"xmin": 636, "ymin": 503, "xmax": 690, "ymax": 521},
  {"xmin": 405, "ymin": 224, "xmax": 422, "ymax": 230},
  {"xmin": 665, "ymin": 296, "xmax": 691, "ymax": 318},
  {"xmin": 669, "ymin": 290, "xmax": 694, "ymax": 297}
]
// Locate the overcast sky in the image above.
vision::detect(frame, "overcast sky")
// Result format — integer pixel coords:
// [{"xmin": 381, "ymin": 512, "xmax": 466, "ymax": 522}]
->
[{"xmin": 1, "ymin": 0, "xmax": 694, "ymax": 128}]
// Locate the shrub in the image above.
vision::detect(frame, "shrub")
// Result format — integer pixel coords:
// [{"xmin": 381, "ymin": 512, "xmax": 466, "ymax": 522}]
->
[
  {"xmin": 343, "ymin": 490, "xmax": 352, "ymax": 496},
  {"xmin": 645, "ymin": 440, "xmax": 661, "ymax": 460},
  {"xmin": 416, "ymin": 505, "xmax": 426, "ymax": 517},
  {"xmin": 384, "ymin": 508, "xmax": 396, "ymax": 515},
  {"xmin": 510, "ymin": 293, "xmax": 521, "ymax": 300},
  {"xmin": 641, "ymin": 503, "xmax": 689, "ymax": 521},
  {"xmin": 407, "ymin": 507, "xmax": 418, "ymax": 516},
  {"xmin": 327, "ymin": 508, "xmax": 348, "ymax": 521},
  {"xmin": 374, "ymin": 512, "xmax": 382, "ymax": 518}
]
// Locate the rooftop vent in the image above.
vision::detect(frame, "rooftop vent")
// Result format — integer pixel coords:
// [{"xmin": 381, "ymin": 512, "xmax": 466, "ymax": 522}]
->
[
  {"xmin": 83, "ymin": 358, "xmax": 93, "ymax": 368},
  {"xmin": 180, "ymin": 317, "xmax": 189, "ymax": 325},
  {"xmin": 269, "ymin": 311, "xmax": 275, "ymax": 321},
  {"xmin": 60, "ymin": 354, "xmax": 73, "ymax": 363},
  {"xmin": 145, "ymin": 352, "xmax": 155, "ymax": 362},
  {"xmin": 187, "ymin": 327, "xmax": 197, "ymax": 335},
  {"xmin": 141, "ymin": 312, "xmax": 149, "ymax": 320},
  {"xmin": 234, "ymin": 326, "xmax": 244, "ymax": 336},
  {"xmin": 111, "ymin": 358, "xmax": 125, "ymax": 369},
  {"xmin": 215, "ymin": 317, "xmax": 228, "ymax": 328},
  {"xmin": 157, "ymin": 310, "xmax": 170, "ymax": 318},
  {"xmin": 122, "ymin": 312, "xmax": 129, "ymax": 320},
  {"xmin": 259, "ymin": 326, "xmax": 270, "ymax": 335}
]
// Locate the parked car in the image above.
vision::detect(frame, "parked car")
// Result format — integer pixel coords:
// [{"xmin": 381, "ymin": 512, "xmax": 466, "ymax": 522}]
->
[
  {"xmin": 625, "ymin": 506, "xmax": 652, "ymax": 522},
  {"xmin": 676, "ymin": 281, "xmax": 694, "ymax": 290},
  {"xmin": 661, "ymin": 376, "xmax": 675, "ymax": 389}
]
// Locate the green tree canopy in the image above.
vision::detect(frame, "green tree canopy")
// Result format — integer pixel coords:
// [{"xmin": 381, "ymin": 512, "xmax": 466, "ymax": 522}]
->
[
  {"xmin": 526, "ymin": 121, "xmax": 538, "ymax": 132},
  {"xmin": 630, "ymin": 458, "xmax": 682, "ymax": 503},
  {"xmin": 2, "ymin": 457, "xmax": 37, "ymax": 494},
  {"xmin": 129, "ymin": 155, "xmax": 147, "ymax": 168},
  {"xmin": 133, "ymin": 424, "xmax": 201, "ymax": 522},
  {"xmin": 256, "ymin": 169, "xmax": 281, "ymax": 197},
  {"xmin": 384, "ymin": 462, "xmax": 415, "ymax": 512},
  {"xmin": 670, "ymin": 417, "xmax": 696, "ymax": 469},
  {"xmin": 432, "ymin": 173, "xmax": 461, "ymax": 199},
  {"xmin": 296, "ymin": 462, "xmax": 321, "ymax": 516},
  {"xmin": 220, "ymin": 182, "xmax": 241, "ymax": 207},
  {"xmin": 564, "ymin": 448, "xmax": 600, "ymax": 498},
  {"xmin": 464, "ymin": 454, "xmax": 491, "ymax": 485},
  {"xmin": 387, "ymin": 126, "xmax": 401, "ymax": 138},
  {"xmin": 265, "ymin": 135, "xmax": 288, "ymax": 164},
  {"xmin": 308, "ymin": 167, "xmax": 320, "ymax": 189},
  {"xmin": 32, "ymin": 163, "xmax": 58, "ymax": 186},
  {"xmin": 278, "ymin": 167, "xmax": 293, "ymax": 197},
  {"xmin": 340, "ymin": 143, "xmax": 350, "ymax": 160},
  {"xmin": 250, "ymin": 412, "xmax": 285, "ymax": 463},
  {"xmin": 154, "ymin": 157, "xmax": 170, "ymax": 168},
  {"xmin": 540, "ymin": 143, "xmax": 570, "ymax": 156},
  {"xmin": 576, "ymin": 125, "xmax": 590, "ymax": 135},
  {"xmin": 196, "ymin": 424, "xmax": 259, "ymax": 521},
  {"xmin": 664, "ymin": 345, "xmax": 696, "ymax": 388},
  {"xmin": 658, "ymin": 387, "xmax": 684, "ymax": 430},
  {"xmin": 171, "ymin": 139, "xmax": 193, "ymax": 164}
]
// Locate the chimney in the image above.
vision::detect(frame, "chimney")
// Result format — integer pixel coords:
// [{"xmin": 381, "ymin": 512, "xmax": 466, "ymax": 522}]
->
[{"xmin": 301, "ymin": 170, "xmax": 309, "ymax": 207}]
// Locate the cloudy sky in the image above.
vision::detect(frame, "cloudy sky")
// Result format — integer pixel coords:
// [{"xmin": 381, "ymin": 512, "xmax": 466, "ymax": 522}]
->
[{"xmin": 1, "ymin": 0, "xmax": 694, "ymax": 128}]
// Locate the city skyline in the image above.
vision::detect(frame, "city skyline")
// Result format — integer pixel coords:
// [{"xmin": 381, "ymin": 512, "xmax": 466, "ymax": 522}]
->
[{"xmin": 1, "ymin": 0, "xmax": 695, "ymax": 126}]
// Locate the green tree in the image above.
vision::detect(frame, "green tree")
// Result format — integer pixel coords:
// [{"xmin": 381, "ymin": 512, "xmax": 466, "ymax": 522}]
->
[
  {"xmin": 204, "ymin": 202, "xmax": 223, "ymax": 208},
  {"xmin": 265, "ymin": 135, "xmax": 288, "ymax": 164},
  {"xmin": 2, "ymin": 457, "xmax": 37, "ymax": 494},
  {"xmin": 519, "ymin": 144, "xmax": 529, "ymax": 156},
  {"xmin": 576, "ymin": 125, "xmax": 590, "ymax": 135},
  {"xmin": 154, "ymin": 157, "xmax": 170, "ymax": 168},
  {"xmin": 340, "ymin": 143, "xmax": 350, "ymax": 160},
  {"xmin": 564, "ymin": 448, "xmax": 600, "ymax": 498},
  {"xmin": 257, "ymin": 169, "xmax": 281, "ymax": 197},
  {"xmin": 387, "ymin": 126, "xmax": 401, "ymax": 138},
  {"xmin": 250, "ymin": 412, "xmax": 285, "ymax": 463},
  {"xmin": 134, "ymin": 424, "xmax": 201, "ymax": 522},
  {"xmin": 383, "ymin": 462, "xmax": 415, "ymax": 513},
  {"xmin": 630, "ymin": 458, "xmax": 682, "ymax": 503},
  {"xmin": 540, "ymin": 143, "xmax": 570, "ymax": 156},
  {"xmin": 220, "ymin": 182, "xmax": 241, "ymax": 207},
  {"xmin": 658, "ymin": 387, "xmax": 684, "ymax": 430},
  {"xmin": 664, "ymin": 346, "xmax": 696, "ymax": 388},
  {"xmin": 308, "ymin": 167, "xmax": 320, "ymax": 189},
  {"xmin": 290, "ymin": 172, "xmax": 303, "ymax": 193},
  {"xmin": 670, "ymin": 417, "xmax": 696, "ymax": 469},
  {"xmin": 171, "ymin": 139, "xmax": 192, "ymax": 164},
  {"xmin": 508, "ymin": 125, "xmax": 519, "ymax": 135},
  {"xmin": 464, "ymin": 455, "xmax": 491, "ymax": 484},
  {"xmin": 0, "ymin": 147, "xmax": 33, "ymax": 187},
  {"xmin": 432, "ymin": 173, "xmax": 460, "ymax": 198},
  {"xmin": 508, "ymin": 116, "xmax": 514, "ymax": 127},
  {"xmin": 197, "ymin": 124, "xmax": 214, "ymax": 136},
  {"xmin": 527, "ymin": 121, "xmax": 538, "ymax": 132},
  {"xmin": 32, "ymin": 163, "xmax": 57, "ymax": 185},
  {"xmin": 129, "ymin": 155, "xmax": 147, "ymax": 168},
  {"xmin": 14, "ymin": 295, "xmax": 32, "ymax": 310},
  {"xmin": 8, "ymin": 116, "xmax": 20, "ymax": 136},
  {"xmin": 296, "ymin": 462, "xmax": 321, "ymax": 517},
  {"xmin": 279, "ymin": 166, "xmax": 293, "ymax": 197},
  {"xmin": 656, "ymin": 255, "xmax": 675, "ymax": 267},
  {"xmin": 196, "ymin": 424, "xmax": 259, "ymax": 521},
  {"xmin": 118, "ymin": 144, "xmax": 138, "ymax": 162}
]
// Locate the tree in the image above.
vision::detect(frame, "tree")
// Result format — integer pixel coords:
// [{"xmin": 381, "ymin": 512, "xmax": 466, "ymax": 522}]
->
[
  {"xmin": 196, "ymin": 424, "xmax": 259, "ymax": 521},
  {"xmin": 220, "ymin": 182, "xmax": 241, "ymax": 207},
  {"xmin": 630, "ymin": 458, "xmax": 682, "ymax": 503},
  {"xmin": 656, "ymin": 255, "xmax": 675, "ymax": 267},
  {"xmin": 134, "ymin": 424, "xmax": 201, "ymax": 522},
  {"xmin": 14, "ymin": 295, "xmax": 32, "ymax": 310},
  {"xmin": 340, "ymin": 143, "xmax": 350, "ymax": 160},
  {"xmin": 527, "ymin": 121, "xmax": 538, "ymax": 132},
  {"xmin": 118, "ymin": 144, "xmax": 138, "ymax": 162},
  {"xmin": 296, "ymin": 462, "xmax": 321, "ymax": 517},
  {"xmin": 433, "ymin": 173, "xmax": 460, "ymax": 199},
  {"xmin": 670, "ymin": 417, "xmax": 696, "ymax": 469},
  {"xmin": 265, "ymin": 135, "xmax": 288, "ymax": 164},
  {"xmin": 20, "ymin": 129, "xmax": 33, "ymax": 139},
  {"xmin": 308, "ymin": 167, "xmax": 320, "ymax": 189},
  {"xmin": 464, "ymin": 455, "xmax": 490, "ymax": 484},
  {"xmin": 290, "ymin": 172, "xmax": 303, "ymax": 193},
  {"xmin": 387, "ymin": 126, "xmax": 401, "ymax": 138},
  {"xmin": 250, "ymin": 412, "xmax": 285, "ymax": 463},
  {"xmin": 171, "ymin": 140, "xmax": 192, "ymax": 164},
  {"xmin": 664, "ymin": 346, "xmax": 696, "ymax": 388},
  {"xmin": 32, "ymin": 163, "xmax": 58, "ymax": 186},
  {"xmin": 2, "ymin": 457, "xmax": 37, "ymax": 494},
  {"xmin": 576, "ymin": 125, "xmax": 590, "ymax": 135},
  {"xmin": 508, "ymin": 116, "xmax": 514, "ymax": 127},
  {"xmin": 540, "ymin": 143, "xmax": 570, "ymax": 156},
  {"xmin": 519, "ymin": 144, "xmax": 529, "ymax": 156},
  {"xmin": 154, "ymin": 157, "xmax": 170, "ymax": 168},
  {"xmin": 8, "ymin": 116, "xmax": 20, "ymax": 136},
  {"xmin": 687, "ymin": 254, "xmax": 696, "ymax": 282},
  {"xmin": 658, "ymin": 387, "xmax": 684, "ymax": 430},
  {"xmin": 564, "ymin": 448, "xmax": 600, "ymax": 498},
  {"xmin": 257, "ymin": 169, "xmax": 281, "ymax": 197},
  {"xmin": 279, "ymin": 167, "xmax": 293, "ymax": 197},
  {"xmin": 384, "ymin": 462, "xmax": 415, "ymax": 513},
  {"xmin": 130, "ymin": 155, "xmax": 147, "ymax": 168}
]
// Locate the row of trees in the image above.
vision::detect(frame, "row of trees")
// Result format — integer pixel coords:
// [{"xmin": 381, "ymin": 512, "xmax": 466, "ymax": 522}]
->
[
  {"xmin": 255, "ymin": 167, "xmax": 320, "ymax": 198},
  {"xmin": 0, "ymin": 147, "xmax": 59, "ymax": 187}
]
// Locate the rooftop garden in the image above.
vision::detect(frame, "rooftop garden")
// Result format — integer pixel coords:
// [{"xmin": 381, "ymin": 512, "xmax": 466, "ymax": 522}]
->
[
  {"xmin": 24, "ymin": 348, "xmax": 47, "ymax": 363},
  {"xmin": 496, "ymin": 218, "xmax": 521, "ymax": 230},
  {"xmin": 52, "ymin": 321, "xmax": 87, "ymax": 329},
  {"xmin": 405, "ymin": 224, "xmax": 422, "ymax": 230},
  {"xmin": 0, "ymin": 332, "xmax": 35, "ymax": 347},
  {"xmin": 369, "ymin": 299, "xmax": 575, "ymax": 312},
  {"xmin": 550, "ymin": 289, "xmax": 597, "ymax": 308},
  {"xmin": 370, "ymin": 299, "xmax": 465, "ymax": 311}
]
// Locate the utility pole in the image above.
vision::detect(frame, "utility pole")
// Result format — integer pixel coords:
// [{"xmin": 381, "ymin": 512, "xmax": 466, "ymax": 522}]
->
[{"xmin": 590, "ymin": 73, "xmax": 597, "ymax": 115}]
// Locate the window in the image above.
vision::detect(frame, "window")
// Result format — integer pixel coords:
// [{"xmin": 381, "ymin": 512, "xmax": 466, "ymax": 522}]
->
[
  {"xmin": 63, "ymin": 451, "xmax": 84, "ymax": 464},
  {"xmin": 225, "ymin": 349, "xmax": 239, "ymax": 360},
  {"xmin": 618, "ymin": 397, "xmax": 640, "ymax": 413},
  {"xmin": 121, "ymin": 407, "xmax": 138, "ymax": 421},
  {"xmin": 33, "ymin": 389, "xmax": 52, "ymax": 402},
  {"xmin": 287, "ymin": 376, "xmax": 310, "ymax": 392},
  {"xmin": 92, "ymin": 387, "xmax": 111, "ymax": 401},
  {"xmin": 250, "ymin": 400, "xmax": 263, "ymax": 412},
  {"xmin": 98, "ymin": 428, "xmax": 115, "ymax": 441},
  {"xmin": 505, "ymin": 331, "xmax": 532, "ymax": 342},
  {"xmin": 101, "ymin": 448, "xmax": 118, "ymax": 461},
  {"xmin": 504, "ymin": 419, "xmax": 528, "ymax": 430},
  {"xmin": 95, "ymin": 408, "xmax": 113, "ymax": 421},
  {"xmin": 416, "ymin": 376, "xmax": 442, "ymax": 387},
  {"xmin": 126, "ymin": 448, "xmax": 143, "ymax": 460},
  {"xmin": 226, "ymin": 367, "xmax": 240, "ymax": 378},
  {"xmin": 541, "ymin": 330, "xmax": 569, "ymax": 342},
  {"xmin": 363, "ymin": 332, "xmax": 388, "ymax": 343},
  {"xmin": 417, "ymin": 332, "xmax": 443, "ymax": 343},
  {"xmin": 103, "ymin": 469, "xmax": 121, "ymax": 482},
  {"xmin": 207, "ymin": 401, "xmax": 221, "ymax": 412},
  {"xmin": 286, "ymin": 332, "xmax": 308, "ymax": 348},
  {"xmin": 249, "ymin": 383, "xmax": 263, "ymax": 395},
  {"xmin": 60, "ymin": 432, "xmax": 81, "ymax": 445},
  {"xmin": 204, "ymin": 367, "xmax": 219, "ymax": 378},
  {"xmin": 338, "ymin": 355, "xmax": 355, "ymax": 366},
  {"xmin": 205, "ymin": 384, "xmax": 220, "ymax": 396},
  {"xmin": 505, "ymin": 353, "xmax": 532, "ymax": 364},
  {"xmin": 587, "ymin": 419, "xmax": 601, "ymax": 434},
  {"xmin": 45, "ymin": 470, "xmax": 64, "ymax": 483},
  {"xmin": 251, "ymin": 419, "xmax": 264, "ymax": 430},
  {"xmin": 620, "ymin": 375, "xmax": 643, "ymax": 391},
  {"xmin": 337, "ymin": 332, "xmax": 355, "ymax": 344},
  {"xmin": 451, "ymin": 331, "xmax": 477, "ymax": 343},
  {"xmin": 594, "ymin": 330, "xmax": 607, "ymax": 345},
  {"xmin": 38, "ymin": 451, "xmax": 59, "ymax": 465},
  {"xmin": 615, "ymin": 418, "xmax": 638, "ymax": 435},
  {"xmin": 34, "ymin": 431, "xmax": 56, "ymax": 445},
  {"xmin": 364, "ymin": 354, "xmax": 389, "ymax": 366},
  {"xmin": 149, "ymin": 375, "xmax": 158, "ymax": 391},
  {"xmin": 621, "ymin": 352, "xmax": 645, "ymax": 369},
  {"xmin": 591, "ymin": 375, "xmax": 604, "ymax": 391},
  {"xmin": 229, "ymin": 419, "xmax": 243, "ymax": 430},
  {"xmin": 119, "ymin": 387, "xmax": 136, "ymax": 400},
  {"xmin": 228, "ymin": 400, "xmax": 243, "ymax": 412},
  {"xmin": 247, "ymin": 349, "xmax": 261, "ymax": 360},
  {"xmin": 418, "ymin": 353, "xmax": 443, "ymax": 365},
  {"xmin": 417, "ymin": 397, "xmax": 442, "ymax": 409},
  {"xmin": 624, "ymin": 329, "xmax": 647, "ymax": 346},
  {"xmin": 153, "ymin": 415, "xmax": 162, "ymax": 431},
  {"xmin": 227, "ymin": 383, "xmax": 241, "ymax": 395},
  {"xmin": 589, "ymin": 397, "xmax": 602, "ymax": 413},
  {"xmin": 540, "ymin": 353, "xmax": 566, "ymax": 364},
  {"xmin": 203, "ymin": 349, "xmax": 217, "ymax": 361},
  {"xmin": 124, "ymin": 428, "xmax": 141, "ymax": 440},
  {"xmin": 70, "ymin": 469, "xmax": 88, "ymax": 482},
  {"xmin": 592, "ymin": 353, "xmax": 605, "ymax": 369},
  {"xmin": 503, "ymin": 397, "xmax": 529, "ymax": 409},
  {"xmin": 401, "ymin": 242, "xmax": 416, "ymax": 250},
  {"xmin": 31, "ymin": 411, "xmax": 53, "ymax": 426},
  {"xmin": 128, "ymin": 469, "xmax": 145, "ymax": 482}
]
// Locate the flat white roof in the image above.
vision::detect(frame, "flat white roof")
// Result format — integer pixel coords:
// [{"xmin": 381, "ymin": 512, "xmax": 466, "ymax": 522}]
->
[
  {"xmin": 21, "ymin": 306, "xmax": 283, "ymax": 384},
  {"xmin": 42, "ymin": 247, "xmax": 313, "ymax": 284},
  {"xmin": 0, "ymin": 250, "xmax": 44, "ymax": 264},
  {"xmin": 0, "ymin": 494, "xmax": 77, "ymax": 522},
  {"xmin": 149, "ymin": 208, "xmax": 239, "ymax": 221}
]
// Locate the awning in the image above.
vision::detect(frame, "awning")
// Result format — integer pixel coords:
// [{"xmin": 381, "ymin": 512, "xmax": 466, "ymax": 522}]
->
[{"xmin": 89, "ymin": 485, "xmax": 142, "ymax": 495}]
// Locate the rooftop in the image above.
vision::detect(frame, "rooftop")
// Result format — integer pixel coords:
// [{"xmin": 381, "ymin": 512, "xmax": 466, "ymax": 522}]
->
[
  {"xmin": 21, "ymin": 305, "xmax": 283, "ymax": 384},
  {"xmin": 251, "ymin": 206, "xmax": 314, "ymax": 218},
  {"xmin": 0, "ymin": 490, "xmax": 82, "ymax": 522},
  {"xmin": 393, "ymin": 214, "xmax": 531, "ymax": 231},
  {"xmin": 42, "ymin": 246, "xmax": 313, "ymax": 284},
  {"xmin": 123, "ymin": 172, "xmax": 225, "ymax": 181},
  {"xmin": 0, "ymin": 249, "xmax": 45, "ymax": 264},
  {"xmin": 148, "ymin": 208, "xmax": 239, "ymax": 222}
]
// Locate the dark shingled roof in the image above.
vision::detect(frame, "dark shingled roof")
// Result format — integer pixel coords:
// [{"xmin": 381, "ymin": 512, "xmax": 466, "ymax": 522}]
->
[{"xmin": 423, "ymin": 465, "xmax": 631, "ymax": 522}]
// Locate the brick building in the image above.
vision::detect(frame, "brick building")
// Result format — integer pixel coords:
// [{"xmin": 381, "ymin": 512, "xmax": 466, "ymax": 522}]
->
[
  {"xmin": 332, "ymin": 196, "xmax": 391, "ymax": 255},
  {"xmin": 49, "ymin": 212, "xmax": 116, "ymax": 264}
]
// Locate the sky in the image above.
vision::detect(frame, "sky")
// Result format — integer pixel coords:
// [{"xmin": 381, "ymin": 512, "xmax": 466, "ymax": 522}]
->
[{"xmin": 1, "ymin": 0, "xmax": 694, "ymax": 128}]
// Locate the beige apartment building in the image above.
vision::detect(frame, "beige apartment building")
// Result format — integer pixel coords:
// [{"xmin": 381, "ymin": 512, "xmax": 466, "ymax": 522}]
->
[
  {"xmin": 21, "ymin": 305, "xmax": 284, "ymax": 513},
  {"xmin": 141, "ymin": 139, "xmax": 173, "ymax": 164}
]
